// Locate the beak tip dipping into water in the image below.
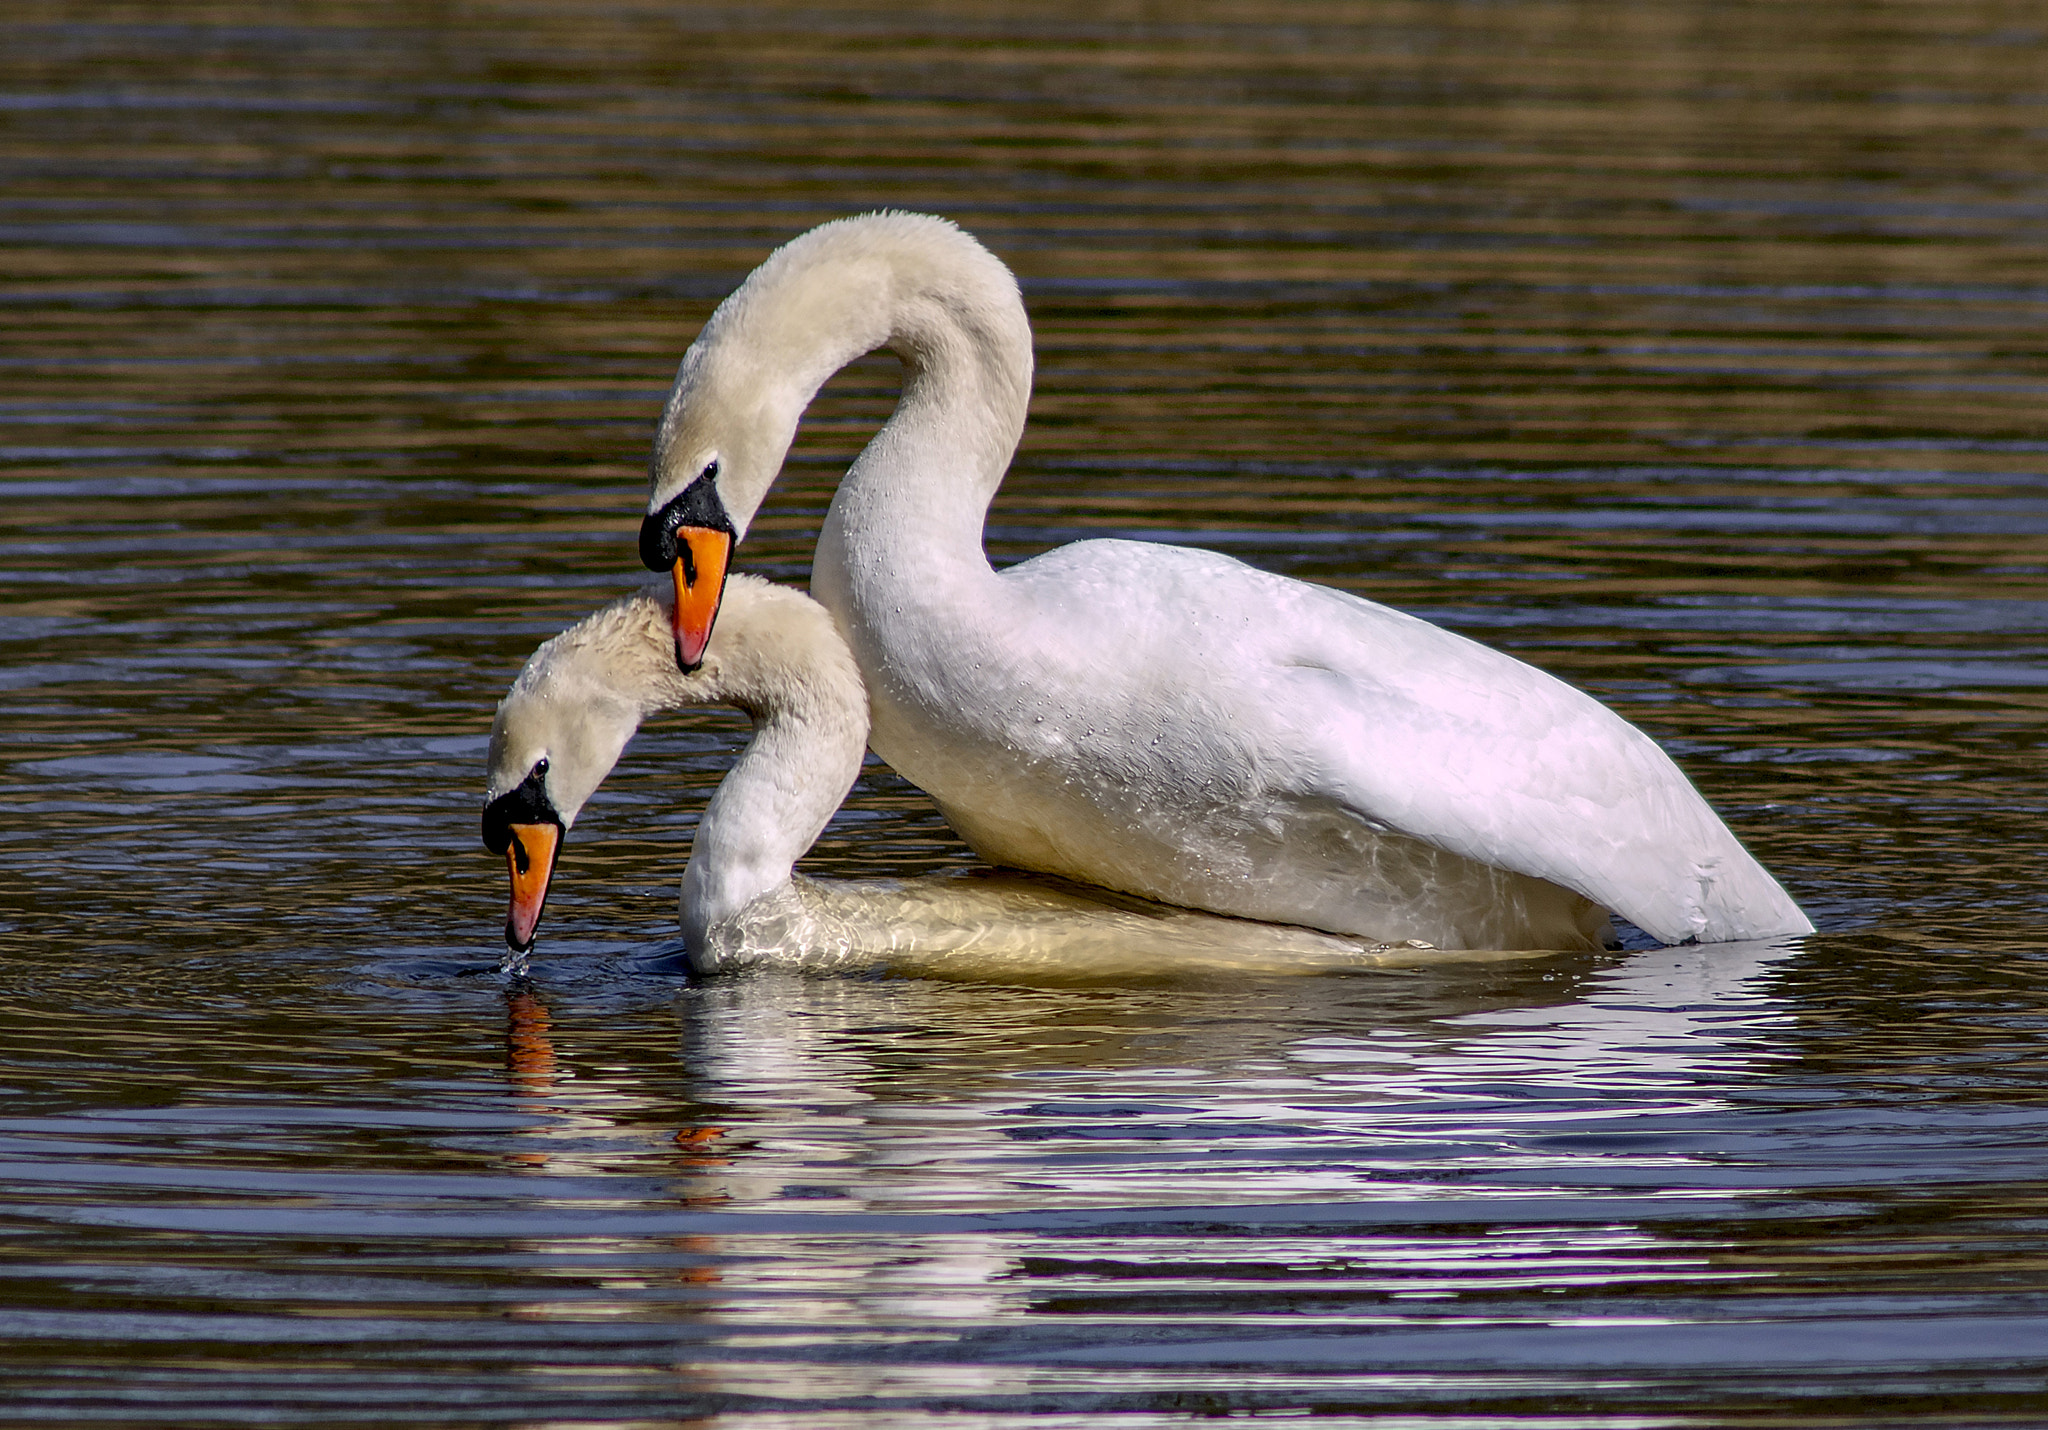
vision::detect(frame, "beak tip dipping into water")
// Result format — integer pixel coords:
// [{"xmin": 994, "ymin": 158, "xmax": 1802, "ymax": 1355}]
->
[{"xmin": 502, "ymin": 822, "xmax": 560, "ymax": 953}]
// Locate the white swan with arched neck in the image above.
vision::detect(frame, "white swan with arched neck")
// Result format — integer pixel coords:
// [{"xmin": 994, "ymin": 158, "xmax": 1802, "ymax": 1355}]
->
[{"xmin": 635, "ymin": 213, "xmax": 1811, "ymax": 950}]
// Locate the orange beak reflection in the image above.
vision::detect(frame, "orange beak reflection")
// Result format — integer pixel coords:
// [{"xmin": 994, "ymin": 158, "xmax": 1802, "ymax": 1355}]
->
[
  {"xmin": 670, "ymin": 526, "xmax": 732, "ymax": 671},
  {"xmin": 504, "ymin": 821, "xmax": 562, "ymax": 952}
]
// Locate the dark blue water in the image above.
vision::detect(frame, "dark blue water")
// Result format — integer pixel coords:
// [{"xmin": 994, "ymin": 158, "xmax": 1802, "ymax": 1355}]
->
[{"xmin": 3, "ymin": 1, "xmax": 2047, "ymax": 1423}]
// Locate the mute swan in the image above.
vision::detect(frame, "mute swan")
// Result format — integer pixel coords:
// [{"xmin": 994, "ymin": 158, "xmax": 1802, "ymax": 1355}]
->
[
  {"xmin": 636, "ymin": 213, "xmax": 1812, "ymax": 949},
  {"xmin": 482, "ymin": 575, "xmax": 1473, "ymax": 977}
]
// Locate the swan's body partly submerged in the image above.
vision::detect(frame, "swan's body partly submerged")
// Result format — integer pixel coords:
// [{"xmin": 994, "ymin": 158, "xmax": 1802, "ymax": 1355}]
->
[
  {"xmin": 483, "ymin": 576, "xmax": 1474, "ymax": 978},
  {"xmin": 637, "ymin": 213, "xmax": 1812, "ymax": 950}
]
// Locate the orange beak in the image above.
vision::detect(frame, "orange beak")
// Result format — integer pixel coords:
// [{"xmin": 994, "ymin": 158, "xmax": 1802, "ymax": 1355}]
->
[
  {"xmin": 670, "ymin": 526, "xmax": 732, "ymax": 671},
  {"xmin": 504, "ymin": 821, "xmax": 562, "ymax": 952}
]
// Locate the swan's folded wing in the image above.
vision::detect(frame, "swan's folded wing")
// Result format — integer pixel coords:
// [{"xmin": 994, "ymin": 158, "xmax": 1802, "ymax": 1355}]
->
[
  {"xmin": 1258, "ymin": 580, "xmax": 1810, "ymax": 944},
  {"xmin": 1003, "ymin": 539, "xmax": 1808, "ymax": 945}
]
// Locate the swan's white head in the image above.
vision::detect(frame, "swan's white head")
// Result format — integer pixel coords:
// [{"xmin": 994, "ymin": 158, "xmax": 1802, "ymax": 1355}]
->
[
  {"xmin": 483, "ymin": 575, "xmax": 869, "ymax": 957},
  {"xmin": 483, "ymin": 590, "xmax": 675, "ymax": 951},
  {"xmin": 638, "ymin": 211, "xmax": 1027, "ymax": 670}
]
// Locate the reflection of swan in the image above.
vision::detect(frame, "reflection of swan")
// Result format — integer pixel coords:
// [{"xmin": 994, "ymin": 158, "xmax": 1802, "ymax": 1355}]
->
[
  {"xmin": 667, "ymin": 932, "xmax": 1806, "ymax": 1219},
  {"xmin": 484, "ymin": 576, "xmax": 1467, "ymax": 976},
  {"xmin": 637, "ymin": 213, "xmax": 1811, "ymax": 949}
]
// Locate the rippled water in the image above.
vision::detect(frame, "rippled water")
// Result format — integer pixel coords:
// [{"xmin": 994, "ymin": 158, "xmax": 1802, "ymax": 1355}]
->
[{"xmin": 4, "ymin": 1, "xmax": 2048, "ymax": 1423}]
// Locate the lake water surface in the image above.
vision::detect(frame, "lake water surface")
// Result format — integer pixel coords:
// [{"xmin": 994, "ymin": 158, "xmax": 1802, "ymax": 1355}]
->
[{"xmin": 3, "ymin": 1, "xmax": 2047, "ymax": 1423}]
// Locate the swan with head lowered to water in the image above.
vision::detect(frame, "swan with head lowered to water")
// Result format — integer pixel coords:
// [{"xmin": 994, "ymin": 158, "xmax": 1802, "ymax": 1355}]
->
[
  {"xmin": 634, "ymin": 212, "xmax": 1812, "ymax": 950},
  {"xmin": 482, "ymin": 575, "xmax": 1474, "ymax": 978}
]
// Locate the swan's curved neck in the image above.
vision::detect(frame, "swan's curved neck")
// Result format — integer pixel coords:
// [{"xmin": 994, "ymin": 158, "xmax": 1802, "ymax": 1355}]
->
[
  {"xmin": 824, "ymin": 259, "xmax": 1034, "ymax": 574},
  {"xmin": 673, "ymin": 583, "xmax": 871, "ymax": 957},
  {"xmin": 495, "ymin": 580, "xmax": 870, "ymax": 961},
  {"xmin": 654, "ymin": 215, "xmax": 1035, "ymax": 605},
  {"xmin": 680, "ymin": 694, "xmax": 864, "ymax": 955}
]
